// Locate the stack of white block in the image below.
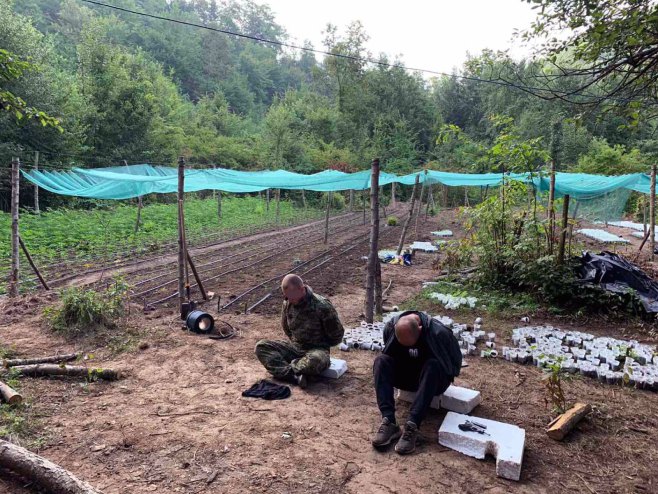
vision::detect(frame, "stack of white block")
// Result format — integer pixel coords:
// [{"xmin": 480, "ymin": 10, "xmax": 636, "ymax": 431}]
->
[
  {"xmin": 438, "ymin": 411, "xmax": 525, "ymax": 481},
  {"xmin": 394, "ymin": 385, "xmax": 482, "ymax": 414}
]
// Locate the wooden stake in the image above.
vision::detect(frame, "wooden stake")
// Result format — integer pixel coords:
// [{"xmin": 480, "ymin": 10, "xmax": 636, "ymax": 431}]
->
[
  {"xmin": 275, "ymin": 188, "xmax": 280, "ymax": 224},
  {"xmin": 391, "ymin": 182, "xmax": 396, "ymax": 206},
  {"xmin": 557, "ymin": 194, "xmax": 570, "ymax": 265},
  {"xmin": 0, "ymin": 439, "xmax": 101, "ymax": 493},
  {"xmin": 362, "ymin": 190, "xmax": 366, "ymax": 225},
  {"xmin": 349, "ymin": 189, "xmax": 354, "ymax": 212},
  {"xmin": 217, "ymin": 190, "xmax": 222, "ymax": 221},
  {"xmin": 266, "ymin": 189, "xmax": 270, "ymax": 211},
  {"xmin": 0, "ymin": 381, "xmax": 22, "ymax": 405},
  {"xmin": 546, "ymin": 403, "xmax": 591, "ymax": 441},
  {"xmin": 651, "ymin": 165, "xmax": 656, "ymax": 258},
  {"xmin": 186, "ymin": 251, "xmax": 208, "ymax": 300},
  {"xmin": 397, "ymin": 174, "xmax": 420, "ymax": 255},
  {"xmin": 548, "ymin": 159, "xmax": 556, "ymax": 254},
  {"xmin": 134, "ymin": 195, "xmax": 143, "ymax": 232},
  {"xmin": 324, "ymin": 192, "xmax": 332, "ymax": 244},
  {"xmin": 414, "ymin": 171, "xmax": 427, "ymax": 238},
  {"xmin": 177, "ymin": 157, "xmax": 186, "ymax": 314},
  {"xmin": 9, "ymin": 157, "xmax": 20, "ymax": 298},
  {"xmin": 18, "ymin": 236, "xmax": 49, "ymax": 290},
  {"xmin": 33, "ymin": 151, "xmax": 39, "ymax": 214},
  {"xmin": 365, "ymin": 158, "xmax": 381, "ymax": 323}
]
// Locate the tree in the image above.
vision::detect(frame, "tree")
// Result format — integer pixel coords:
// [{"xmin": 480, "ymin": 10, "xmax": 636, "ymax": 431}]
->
[
  {"xmin": 0, "ymin": 49, "xmax": 61, "ymax": 129},
  {"xmin": 520, "ymin": 0, "xmax": 658, "ymax": 116}
]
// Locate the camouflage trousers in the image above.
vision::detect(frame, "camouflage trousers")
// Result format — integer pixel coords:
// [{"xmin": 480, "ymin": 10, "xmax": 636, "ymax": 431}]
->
[{"xmin": 255, "ymin": 339, "xmax": 330, "ymax": 378}]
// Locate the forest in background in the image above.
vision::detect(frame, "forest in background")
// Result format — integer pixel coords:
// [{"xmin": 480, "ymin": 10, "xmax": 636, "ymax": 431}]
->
[{"xmin": 2, "ymin": 0, "xmax": 658, "ymax": 212}]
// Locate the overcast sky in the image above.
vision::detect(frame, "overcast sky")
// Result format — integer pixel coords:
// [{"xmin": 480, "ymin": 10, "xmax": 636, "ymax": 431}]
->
[{"xmin": 265, "ymin": 0, "xmax": 539, "ymax": 75}]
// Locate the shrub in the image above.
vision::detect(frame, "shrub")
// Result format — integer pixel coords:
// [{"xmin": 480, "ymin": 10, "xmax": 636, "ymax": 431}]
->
[
  {"xmin": 44, "ymin": 279, "xmax": 128, "ymax": 335},
  {"xmin": 387, "ymin": 216, "xmax": 398, "ymax": 226},
  {"xmin": 320, "ymin": 192, "xmax": 346, "ymax": 210}
]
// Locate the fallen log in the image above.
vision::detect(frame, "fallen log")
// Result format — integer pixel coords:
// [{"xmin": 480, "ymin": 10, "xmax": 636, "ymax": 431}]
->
[
  {"xmin": 0, "ymin": 381, "xmax": 22, "ymax": 405},
  {"xmin": 546, "ymin": 402, "xmax": 591, "ymax": 441},
  {"xmin": 0, "ymin": 439, "xmax": 101, "ymax": 494},
  {"xmin": 10, "ymin": 365, "xmax": 120, "ymax": 381},
  {"xmin": 3, "ymin": 353, "xmax": 80, "ymax": 368}
]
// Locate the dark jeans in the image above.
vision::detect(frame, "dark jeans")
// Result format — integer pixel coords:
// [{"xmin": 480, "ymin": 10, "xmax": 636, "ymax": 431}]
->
[{"xmin": 373, "ymin": 353, "xmax": 452, "ymax": 427}]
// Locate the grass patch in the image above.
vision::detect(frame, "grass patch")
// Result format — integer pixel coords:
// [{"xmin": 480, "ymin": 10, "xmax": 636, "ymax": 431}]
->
[{"xmin": 402, "ymin": 278, "xmax": 539, "ymax": 318}]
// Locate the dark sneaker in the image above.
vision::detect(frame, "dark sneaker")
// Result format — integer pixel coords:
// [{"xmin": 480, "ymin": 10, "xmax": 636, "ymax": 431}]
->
[
  {"xmin": 296, "ymin": 374, "xmax": 308, "ymax": 389},
  {"xmin": 395, "ymin": 421, "xmax": 418, "ymax": 455},
  {"xmin": 372, "ymin": 417, "xmax": 401, "ymax": 448}
]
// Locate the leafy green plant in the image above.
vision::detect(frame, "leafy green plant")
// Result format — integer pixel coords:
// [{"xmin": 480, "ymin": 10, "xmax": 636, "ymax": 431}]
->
[
  {"xmin": 44, "ymin": 278, "xmax": 129, "ymax": 336},
  {"xmin": 543, "ymin": 358, "xmax": 568, "ymax": 415},
  {"xmin": 387, "ymin": 216, "xmax": 398, "ymax": 226}
]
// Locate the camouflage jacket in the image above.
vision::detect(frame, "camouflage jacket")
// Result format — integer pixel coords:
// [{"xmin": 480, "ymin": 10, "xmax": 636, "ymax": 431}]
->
[{"xmin": 281, "ymin": 286, "xmax": 344, "ymax": 350}]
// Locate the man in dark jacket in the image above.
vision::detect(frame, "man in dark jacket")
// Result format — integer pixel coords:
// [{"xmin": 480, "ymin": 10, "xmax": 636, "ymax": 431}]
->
[
  {"xmin": 371, "ymin": 311, "xmax": 462, "ymax": 454},
  {"xmin": 255, "ymin": 274, "xmax": 344, "ymax": 388}
]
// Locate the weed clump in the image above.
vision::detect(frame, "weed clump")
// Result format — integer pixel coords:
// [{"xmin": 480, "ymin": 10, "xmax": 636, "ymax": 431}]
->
[
  {"xmin": 387, "ymin": 216, "xmax": 398, "ymax": 226},
  {"xmin": 44, "ymin": 279, "xmax": 128, "ymax": 336}
]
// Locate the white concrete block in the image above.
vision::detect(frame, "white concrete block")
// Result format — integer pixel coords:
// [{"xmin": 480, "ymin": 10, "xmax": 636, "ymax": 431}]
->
[
  {"xmin": 321, "ymin": 358, "xmax": 347, "ymax": 379},
  {"xmin": 395, "ymin": 385, "xmax": 481, "ymax": 414},
  {"xmin": 438, "ymin": 411, "xmax": 525, "ymax": 481},
  {"xmin": 440, "ymin": 386, "xmax": 482, "ymax": 413}
]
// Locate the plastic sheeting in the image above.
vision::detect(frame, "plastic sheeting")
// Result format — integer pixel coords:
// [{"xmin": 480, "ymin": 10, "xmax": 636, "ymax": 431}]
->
[{"xmin": 577, "ymin": 251, "xmax": 658, "ymax": 313}]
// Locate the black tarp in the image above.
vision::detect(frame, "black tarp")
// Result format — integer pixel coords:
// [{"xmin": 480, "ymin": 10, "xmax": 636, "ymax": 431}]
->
[{"xmin": 577, "ymin": 251, "xmax": 658, "ymax": 313}]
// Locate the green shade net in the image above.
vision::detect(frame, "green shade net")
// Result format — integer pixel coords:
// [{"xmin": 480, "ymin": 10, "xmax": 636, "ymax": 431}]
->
[{"xmin": 21, "ymin": 165, "xmax": 654, "ymax": 216}]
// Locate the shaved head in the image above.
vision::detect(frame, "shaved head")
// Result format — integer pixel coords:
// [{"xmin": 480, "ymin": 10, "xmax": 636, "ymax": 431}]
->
[
  {"xmin": 282, "ymin": 274, "xmax": 304, "ymax": 289},
  {"xmin": 281, "ymin": 274, "xmax": 306, "ymax": 305},
  {"xmin": 395, "ymin": 314, "xmax": 421, "ymax": 347}
]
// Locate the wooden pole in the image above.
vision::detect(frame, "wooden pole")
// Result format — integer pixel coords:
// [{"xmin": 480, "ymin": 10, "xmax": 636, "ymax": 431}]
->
[
  {"xmin": 134, "ymin": 195, "xmax": 143, "ymax": 232},
  {"xmin": 9, "ymin": 157, "xmax": 20, "ymax": 298},
  {"xmin": 557, "ymin": 194, "xmax": 570, "ymax": 265},
  {"xmin": 391, "ymin": 182, "xmax": 396, "ymax": 207},
  {"xmin": 324, "ymin": 192, "xmax": 332, "ymax": 244},
  {"xmin": 365, "ymin": 158, "xmax": 380, "ymax": 323},
  {"xmin": 349, "ymin": 189, "xmax": 354, "ymax": 212},
  {"xmin": 397, "ymin": 174, "xmax": 420, "ymax": 255},
  {"xmin": 362, "ymin": 190, "xmax": 366, "ymax": 225},
  {"xmin": 266, "ymin": 189, "xmax": 270, "ymax": 212},
  {"xmin": 426, "ymin": 184, "xmax": 435, "ymax": 219},
  {"xmin": 177, "ymin": 157, "xmax": 186, "ymax": 314},
  {"xmin": 275, "ymin": 188, "xmax": 280, "ymax": 224},
  {"xmin": 548, "ymin": 160, "xmax": 556, "ymax": 254},
  {"xmin": 567, "ymin": 202, "xmax": 579, "ymax": 259},
  {"xmin": 19, "ymin": 236, "xmax": 49, "ymax": 290},
  {"xmin": 414, "ymin": 171, "xmax": 427, "ymax": 238},
  {"xmin": 179, "ymin": 200, "xmax": 190, "ymax": 301},
  {"xmin": 651, "ymin": 165, "xmax": 656, "ymax": 258},
  {"xmin": 33, "ymin": 151, "xmax": 39, "ymax": 214},
  {"xmin": 186, "ymin": 251, "xmax": 208, "ymax": 300},
  {"xmin": 217, "ymin": 190, "xmax": 222, "ymax": 221}
]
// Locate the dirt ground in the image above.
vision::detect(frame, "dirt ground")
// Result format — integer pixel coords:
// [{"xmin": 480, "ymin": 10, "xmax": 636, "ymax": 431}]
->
[{"xmin": 1, "ymin": 210, "xmax": 658, "ymax": 494}]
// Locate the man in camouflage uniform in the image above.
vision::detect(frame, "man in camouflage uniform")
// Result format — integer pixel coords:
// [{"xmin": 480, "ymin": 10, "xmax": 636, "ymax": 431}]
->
[{"xmin": 255, "ymin": 274, "xmax": 344, "ymax": 388}]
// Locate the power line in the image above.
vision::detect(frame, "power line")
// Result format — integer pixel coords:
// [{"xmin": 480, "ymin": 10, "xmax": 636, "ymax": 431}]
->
[{"xmin": 79, "ymin": 0, "xmax": 616, "ymax": 103}]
